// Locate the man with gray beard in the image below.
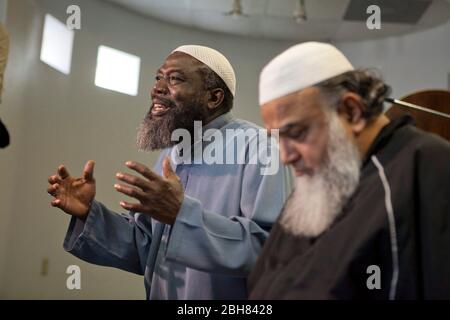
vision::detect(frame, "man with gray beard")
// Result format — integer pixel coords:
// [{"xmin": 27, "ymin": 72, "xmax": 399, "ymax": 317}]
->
[
  {"xmin": 279, "ymin": 110, "xmax": 361, "ymax": 238},
  {"xmin": 248, "ymin": 42, "xmax": 450, "ymax": 299},
  {"xmin": 47, "ymin": 45, "xmax": 290, "ymax": 299}
]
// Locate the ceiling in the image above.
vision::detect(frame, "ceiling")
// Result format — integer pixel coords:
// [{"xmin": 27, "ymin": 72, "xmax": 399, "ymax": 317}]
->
[{"xmin": 102, "ymin": 0, "xmax": 450, "ymax": 41}]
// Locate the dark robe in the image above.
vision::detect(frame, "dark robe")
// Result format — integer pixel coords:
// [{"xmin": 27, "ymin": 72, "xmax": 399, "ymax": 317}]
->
[{"xmin": 248, "ymin": 116, "xmax": 450, "ymax": 299}]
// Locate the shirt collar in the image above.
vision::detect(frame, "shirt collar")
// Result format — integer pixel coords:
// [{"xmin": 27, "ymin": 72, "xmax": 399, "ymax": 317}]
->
[
  {"xmin": 362, "ymin": 114, "xmax": 414, "ymax": 167},
  {"xmin": 170, "ymin": 112, "xmax": 235, "ymax": 165}
]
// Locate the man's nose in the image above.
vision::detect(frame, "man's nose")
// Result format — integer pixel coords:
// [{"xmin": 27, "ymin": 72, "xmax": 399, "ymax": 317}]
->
[
  {"xmin": 280, "ymin": 139, "xmax": 301, "ymax": 165},
  {"xmin": 151, "ymin": 78, "xmax": 169, "ymax": 96}
]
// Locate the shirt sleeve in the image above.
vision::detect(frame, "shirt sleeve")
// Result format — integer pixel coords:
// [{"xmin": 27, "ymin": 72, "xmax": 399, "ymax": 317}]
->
[
  {"xmin": 165, "ymin": 144, "xmax": 291, "ymax": 277},
  {"xmin": 63, "ymin": 200, "xmax": 153, "ymax": 275}
]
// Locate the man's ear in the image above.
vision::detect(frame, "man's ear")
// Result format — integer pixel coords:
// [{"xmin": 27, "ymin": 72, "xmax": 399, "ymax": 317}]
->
[
  {"xmin": 207, "ymin": 88, "xmax": 225, "ymax": 110},
  {"xmin": 338, "ymin": 93, "xmax": 366, "ymax": 135}
]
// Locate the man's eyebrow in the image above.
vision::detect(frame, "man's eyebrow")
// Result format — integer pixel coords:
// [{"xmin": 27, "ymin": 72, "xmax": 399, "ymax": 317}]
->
[
  {"xmin": 156, "ymin": 68, "xmax": 186, "ymax": 76},
  {"xmin": 278, "ymin": 120, "xmax": 308, "ymax": 135}
]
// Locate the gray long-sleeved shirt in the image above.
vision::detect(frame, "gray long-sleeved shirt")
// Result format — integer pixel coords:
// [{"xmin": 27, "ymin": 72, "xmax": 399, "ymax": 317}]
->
[{"xmin": 64, "ymin": 112, "xmax": 292, "ymax": 299}]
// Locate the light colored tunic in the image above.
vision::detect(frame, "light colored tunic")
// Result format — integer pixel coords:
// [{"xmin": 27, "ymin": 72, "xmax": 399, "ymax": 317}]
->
[{"xmin": 64, "ymin": 112, "xmax": 292, "ymax": 299}]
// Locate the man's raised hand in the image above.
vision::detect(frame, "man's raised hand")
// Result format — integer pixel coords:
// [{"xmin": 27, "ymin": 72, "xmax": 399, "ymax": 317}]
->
[
  {"xmin": 114, "ymin": 156, "xmax": 184, "ymax": 225},
  {"xmin": 47, "ymin": 160, "xmax": 96, "ymax": 221}
]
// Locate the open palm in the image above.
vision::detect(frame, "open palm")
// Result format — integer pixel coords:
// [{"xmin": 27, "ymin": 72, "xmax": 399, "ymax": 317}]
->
[{"xmin": 47, "ymin": 161, "xmax": 96, "ymax": 221}]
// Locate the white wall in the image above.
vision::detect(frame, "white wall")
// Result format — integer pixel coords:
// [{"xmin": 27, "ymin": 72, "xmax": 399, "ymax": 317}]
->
[
  {"xmin": 0, "ymin": 0, "xmax": 291, "ymax": 299},
  {"xmin": 335, "ymin": 19, "xmax": 450, "ymax": 98},
  {"xmin": 0, "ymin": 0, "xmax": 448, "ymax": 299}
]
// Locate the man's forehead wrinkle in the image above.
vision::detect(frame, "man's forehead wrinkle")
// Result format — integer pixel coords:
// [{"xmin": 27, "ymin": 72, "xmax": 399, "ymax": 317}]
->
[
  {"xmin": 273, "ymin": 102, "xmax": 323, "ymax": 132},
  {"xmin": 158, "ymin": 54, "xmax": 205, "ymax": 76},
  {"xmin": 276, "ymin": 99, "xmax": 311, "ymax": 119},
  {"xmin": 167, "ymin": 52, "xmax": 205, "ymax": 68},
  {"xmin": 278, "ymin": 117, "xmax": 308, "ymax": 132}
]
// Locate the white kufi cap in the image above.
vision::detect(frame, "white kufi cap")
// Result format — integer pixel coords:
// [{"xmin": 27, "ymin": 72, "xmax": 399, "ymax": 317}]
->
[
  {"xmin": 172, "ymin": 45, "xmax": 236, "ymax": 97},
  {"xmin": 259, "ymin": 42, "xmax": 354, "ymax": 105}
]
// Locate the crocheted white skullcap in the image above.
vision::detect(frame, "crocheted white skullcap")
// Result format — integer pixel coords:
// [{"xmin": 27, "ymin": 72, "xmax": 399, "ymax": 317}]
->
[
  {"xmin": 259, "ymin": 42, "xmax": 354, "ymax": 105},
  {"xmin": 172, "ymin": 45, "xmax": 236, "ymax": 96}
]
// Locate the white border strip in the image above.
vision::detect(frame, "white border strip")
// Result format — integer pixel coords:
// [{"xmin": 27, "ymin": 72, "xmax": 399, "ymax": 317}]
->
[{"xmin": 371, "ymin": 155, "xmax": 399, "ymax": 300}]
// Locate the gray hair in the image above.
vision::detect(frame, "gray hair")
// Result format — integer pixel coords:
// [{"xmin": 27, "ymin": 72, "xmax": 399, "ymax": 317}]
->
[{"xmin": 315, "ymin": 69, "xmax": 391, "ymax": 121}]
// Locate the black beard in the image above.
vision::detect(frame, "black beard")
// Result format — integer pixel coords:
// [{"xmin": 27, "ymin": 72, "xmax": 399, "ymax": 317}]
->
[{"xmin": 136, "ymin": 98, "xmax": 207, "ymax": 151}]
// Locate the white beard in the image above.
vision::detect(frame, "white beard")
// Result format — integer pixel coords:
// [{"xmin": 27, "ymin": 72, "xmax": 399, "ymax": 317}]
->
[{"xmin": 279, "ymin": 112, "xmax": 361, "ymax": 238}]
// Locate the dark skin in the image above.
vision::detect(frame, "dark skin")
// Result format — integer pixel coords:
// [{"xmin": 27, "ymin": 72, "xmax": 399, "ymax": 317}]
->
[
  {"xmin": 152, "ymin": 52, "xmax": 227, "ymax": 122},
  {"xmin": 47, "ymin": 52, "xmax": 228, "ymax": 225}
]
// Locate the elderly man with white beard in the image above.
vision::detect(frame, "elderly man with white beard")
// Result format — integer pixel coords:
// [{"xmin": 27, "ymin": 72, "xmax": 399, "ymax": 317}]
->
[{"xmin": 248, "ymin": 42, "xmax": 450, "ymax": 299}]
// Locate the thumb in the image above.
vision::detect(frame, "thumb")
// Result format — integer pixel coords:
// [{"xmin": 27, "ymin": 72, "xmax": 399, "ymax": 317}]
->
[
  {"xmin": 83, "ymin": 160, "xmax": 95, "ymax": 181},
  {"xmin": 162, "ymin": 156, "xmax": 176, "ymax": 180}
]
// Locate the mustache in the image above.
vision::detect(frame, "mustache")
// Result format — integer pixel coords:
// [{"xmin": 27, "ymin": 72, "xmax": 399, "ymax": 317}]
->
[
  {"xmin": 293, "ymin": 159, "xmax": 314, "ymax": 176},
  {"xmin": 151, "ymin": 97, "xmax": 176, "ymax": 108}
]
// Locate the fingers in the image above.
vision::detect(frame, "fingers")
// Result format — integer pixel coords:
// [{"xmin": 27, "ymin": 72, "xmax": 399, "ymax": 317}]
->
[
  {"xmin": 51, "ymin": 199, "xmax": 62, "ymax": 207},
  {"xmin": 83, "ymin": 160, "xmax": 95, "ymax": 182},
  {"xmin": 47, "ymin": 183, "xmax": 59, "ymax": 196},
  {"xmin": 114, "ymin": 183, "xmax": 147, "ymax": 201},
  {"xmin": 57, "ymin": 165, "xmax": 70, "ymax": 179},
  {"xmin": 125, "ymin": 161, "xmax": 160, "ymax": 181},
  {"xmin": 48, "ymin": 174, "xmax": 61, "ymax": 184},
  {"xmin": 116, "ymin": 172, "xmax": 151, "ymax": 191},
  {"xmin": 162, "ymin": 156, "xmax": 178, "ymax": 180},
  {"xmin": 119, "ymin": 200, "xmax": 143, "ymax": 212}
]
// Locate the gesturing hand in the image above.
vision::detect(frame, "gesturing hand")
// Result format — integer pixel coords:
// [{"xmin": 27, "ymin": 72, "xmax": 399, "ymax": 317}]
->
[
  {"xmin": 114, "ymin": 156, "xmax": 183, "ymax": 225},
  {"xmin": 47, "ymin": 161, "xmax": 96, "ymax": 221}
]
